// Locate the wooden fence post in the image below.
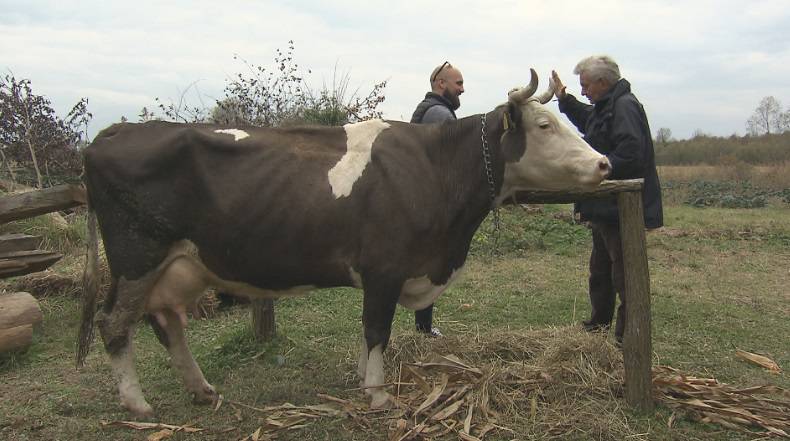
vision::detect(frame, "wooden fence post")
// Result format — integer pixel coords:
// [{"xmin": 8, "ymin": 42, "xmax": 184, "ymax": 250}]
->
[
  {"xmin": 252, "ymin": 299, "xmax": 276, "ymax": 341},
  {"xmin": 617, "ymin": 190, "xmax": 654, "ymax": 412}
]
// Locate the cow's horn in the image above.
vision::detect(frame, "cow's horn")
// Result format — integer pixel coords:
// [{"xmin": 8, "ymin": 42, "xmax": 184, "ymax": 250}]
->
[
  {"xmin": 535, "ymin": 74, "xmax": 559, "ymax": 104},
  {"xmin": 508, "ymin": 68, "xmax": 539, "ymax": 103}
]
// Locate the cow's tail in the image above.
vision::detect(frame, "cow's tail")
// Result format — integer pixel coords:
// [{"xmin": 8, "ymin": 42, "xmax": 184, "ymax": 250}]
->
[{"xmin": 76, "ymin": 205, "xmax": 99, "ymax": 368}]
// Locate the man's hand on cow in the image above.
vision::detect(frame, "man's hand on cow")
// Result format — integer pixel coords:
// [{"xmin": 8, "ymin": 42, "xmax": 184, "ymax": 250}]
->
[{"xmin": 551, "ymin": 70, "xmax": 567, "ymax": 99}]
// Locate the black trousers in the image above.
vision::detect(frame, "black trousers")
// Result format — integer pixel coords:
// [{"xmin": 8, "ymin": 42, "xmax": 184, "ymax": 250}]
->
[
  {"xmin": 588, "ymin": 222, "xmax": 626, "ymax": 340},
  {"xmin": 415, "ymin": 304, "xmax": 433, "ymax": 331}
]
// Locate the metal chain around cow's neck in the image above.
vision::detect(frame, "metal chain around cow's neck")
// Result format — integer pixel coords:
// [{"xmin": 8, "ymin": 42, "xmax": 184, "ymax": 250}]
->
[{"xmin": 480, "ymin": 114, "xmax": 501, "ymax": 235}]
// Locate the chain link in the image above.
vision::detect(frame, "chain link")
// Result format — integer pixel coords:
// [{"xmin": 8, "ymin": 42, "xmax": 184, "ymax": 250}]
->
[{"xmin": 480, "ymin": 115, "xmax": 501, "ymax": 236}]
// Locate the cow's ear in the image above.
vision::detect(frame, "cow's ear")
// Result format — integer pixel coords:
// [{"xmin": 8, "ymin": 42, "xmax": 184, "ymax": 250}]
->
[{"xmin": 501, "ymin": 103, "xmax": 526, "ymax": 163}]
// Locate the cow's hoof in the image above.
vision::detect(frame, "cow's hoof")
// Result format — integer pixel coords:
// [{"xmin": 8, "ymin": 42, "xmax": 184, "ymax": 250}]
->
[
  {"xmin": 123, "ymin": 400, "xmax": 154, "ymax": 419},
  {"xmin": 192, "ymin": 384, "xmax": 218, "ymax": 405},
  {"xmin": 369, "ymin": 391, "xmax": 394, "ymax": 409}
]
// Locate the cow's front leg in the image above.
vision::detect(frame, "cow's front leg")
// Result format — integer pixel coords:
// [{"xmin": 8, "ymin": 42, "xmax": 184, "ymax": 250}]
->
[{"xmin": 361, "ymin": 276, "xmax": 401, "ymax": 409}]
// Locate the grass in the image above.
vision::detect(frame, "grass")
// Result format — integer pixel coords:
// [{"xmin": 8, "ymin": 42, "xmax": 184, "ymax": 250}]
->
[{"xmin": 1, "ymin": 175, "xmax": 789, "ymax": 440}]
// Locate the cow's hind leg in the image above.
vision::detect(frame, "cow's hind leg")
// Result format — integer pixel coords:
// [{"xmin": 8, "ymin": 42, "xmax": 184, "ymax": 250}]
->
[
  {"xmin": 361, "ymin": 275, "xmax": 401, "ymax": 409},
  {"xmin": 148, "ymin": 310, "xmax": 216, "ymax": 404},
  {"xmin": 98, "ymin": 276, "xmax": 157, "ymax": 418},
  {"xmin": 146, "ymin": 254, "xmax": 217, "ymax": 404}
]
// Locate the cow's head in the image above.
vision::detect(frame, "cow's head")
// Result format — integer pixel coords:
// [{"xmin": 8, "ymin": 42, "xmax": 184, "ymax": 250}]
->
[{"xmin": 496, "ymin": 69, "xmax": 610, "ymax": 199}]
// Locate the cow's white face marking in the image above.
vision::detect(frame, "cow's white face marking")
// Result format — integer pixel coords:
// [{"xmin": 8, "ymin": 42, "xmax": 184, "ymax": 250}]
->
[
  {"xmin": 398, "ymin": 267, "xmax": 465, "ymax": 310},
  {"xmin": 214, "ymin": 129, "xmax": 250, "ymax": 141},
  {"xmin": 499, "ymin": 101, "xmax": 609, "ymax": 199},
  {"xmin": 328, "ymin": 119, "xmax": 390, "ymax": 198}
]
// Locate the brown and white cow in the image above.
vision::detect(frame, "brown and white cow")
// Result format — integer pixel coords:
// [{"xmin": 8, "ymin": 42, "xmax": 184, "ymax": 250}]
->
[{"xmin": 77, "ymin": 69, "xmax": 610, "ymax": 417}]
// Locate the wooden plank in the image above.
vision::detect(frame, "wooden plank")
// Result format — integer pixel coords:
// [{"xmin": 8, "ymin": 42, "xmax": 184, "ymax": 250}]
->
[
  {"xmin": 618, "ymin": 191, "xmax": 654, "ymax": 412},
  {"xmin": 510, "ymin": 179, "xmax": 644, "ymax": 204},
  {"xmin": 0, "ymin": 250, "xmax": 63, "ymax": 279},
  {"xmin": 0, "ymin": 292, "xmax": 43, "ymax": 329},
  {"xmin": 252, "ymin": 299, "xmax": 276, "ymax": 341},
  {"xmin": 0, "ymin": 324, "xmax": 34, "ymax": 353},
  {"xmin": 0, "ymin": 184, "xmax": 86, "ymax": 224},
  {"xmin": 0, "ymin": 233, "xmax": 42, "ymax": 253}
]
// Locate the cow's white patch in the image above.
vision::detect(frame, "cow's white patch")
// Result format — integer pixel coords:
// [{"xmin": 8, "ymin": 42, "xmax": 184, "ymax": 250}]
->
[
  {"xmin": 328, "ymin": 120, "xmax": 390, "ymax": 198},
  {"xmin": 364, "ymin": 343, "xmax": 390, "ymax": 408},
  {"xmin": 110, "ymin": 329, "xmax": 154, "ymax": 416},
  {"xmin": 214, "ymin": 129, "xmax": 250, "ymax": 141},
  {"xmin": 398, "ymin": 267, "xmax": 465, "ymax": 311}
]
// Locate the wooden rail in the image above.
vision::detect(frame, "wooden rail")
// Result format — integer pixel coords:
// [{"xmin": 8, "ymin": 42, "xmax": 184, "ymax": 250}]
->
[
  {"xmin": 0, "ymin": 184, "xmax": 86, "ymax": 224},
  {"xmin": 515, "ymin": 178, "xmax": 653, "ymax": 412}
]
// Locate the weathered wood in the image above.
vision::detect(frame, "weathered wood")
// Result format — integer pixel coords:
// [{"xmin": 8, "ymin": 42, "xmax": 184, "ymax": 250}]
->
[
  {"xmin": 252, "ymin": 299, "xmax": 276, "ymax": 342},
  {"xmin": 0, "ymin": 250, "xmax": 63, "ymax": 279},
  {"xmin": 0, "ymin": 233, "xmax": 42, "ymax": 253},
  {"xmin": 0, "ymin": 292, "xmax": 43, "ymax": 329},
  {"xmin": 509, "ymin": 179, "xmax": 644, "ymax": 204},
  {"xmin": 0, "ymin": 324, "xmax": 34, "ymax": 353},
  {"xmin": 618, "ymin": 191, "xmax": 654, "ymax": 412},
  {"xmin": 0, "ymin": 184, "xmax": 86, "ymax": 224}
]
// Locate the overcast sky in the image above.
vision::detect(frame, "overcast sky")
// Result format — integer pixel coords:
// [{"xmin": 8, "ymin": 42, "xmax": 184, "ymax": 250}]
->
[{"xmin": 3, "ymin": 0, "xmax": 789, "ymax": 140}]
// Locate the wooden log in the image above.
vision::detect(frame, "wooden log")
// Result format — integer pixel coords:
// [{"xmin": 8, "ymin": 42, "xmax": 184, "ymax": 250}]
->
[
  {"xmin": 252, "ymin": 299, "xmax": 276, "ymax": 342},
  {"xmin": 0, "ymin": 184, "xmax": 86, "ymax": 224},
  {"xmin": 509, "ymin": 179, "xmax": 644, "ymax": 204},
  {"xmin": 0, "ymin": 233, "xmax": 42, "ymax": 253},
  {"xmin": 0, "ymin": 292, "xmax": 43, "ymax": 329},
  {"xmin": 0, "ymin": 250, "xmax": 63, "ymax": 279},
  {"xmin": 0, "ymin": 324, "xmax": 34, "ymax": 353},
  {"xmin": 618, "ymin": 190, "xmax": 654, "ymax": 412}
]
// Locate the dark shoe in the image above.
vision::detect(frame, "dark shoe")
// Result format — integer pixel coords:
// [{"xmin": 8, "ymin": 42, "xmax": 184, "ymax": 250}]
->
[
  {"xmin": 417, "ymin": 326, "xmax": 443, "ymax": 338},
  {"xmin": 582, "ymin": 320, "xmax": 610, "ymax": 333}
]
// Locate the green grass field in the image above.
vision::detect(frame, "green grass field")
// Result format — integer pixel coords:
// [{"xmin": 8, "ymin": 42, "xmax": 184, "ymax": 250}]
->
[{"xmin": 1, "ymin": 182, "xmax": 788, "ymax": 440}]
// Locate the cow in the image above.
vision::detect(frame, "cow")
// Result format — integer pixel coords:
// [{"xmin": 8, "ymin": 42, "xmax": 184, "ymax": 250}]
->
[{"xmin": 77, "ymin": 69, "xmax": 611, "ymax": 417}]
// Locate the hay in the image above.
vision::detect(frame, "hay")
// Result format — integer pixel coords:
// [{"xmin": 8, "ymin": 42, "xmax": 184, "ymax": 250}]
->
[
  {"xmin": 100, "ymin": 325, "xmax": 789, "ymax": 440},
  {"xmin": 654, "ymin": 365, "xmax": 790, "ymax": 438},
  {"xmin": 10, "ymin": 270, "xmax": 82, "ymax": 298},
  {"xmin": 380, "ymin": 326, "xmax": 627, "ymax": 440}
]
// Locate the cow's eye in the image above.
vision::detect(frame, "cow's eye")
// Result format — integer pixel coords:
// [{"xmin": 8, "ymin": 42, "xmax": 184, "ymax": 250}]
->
[{"xmin": 538, "ymin": 120, "xmax": 551, "ymax": 130}]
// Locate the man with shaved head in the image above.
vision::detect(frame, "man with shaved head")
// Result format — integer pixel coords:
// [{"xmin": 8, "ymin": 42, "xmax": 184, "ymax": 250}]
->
[
  {"xmin": 407, "ymin": 61, "xmax": 465, "ymax": 337},
  {"xmin": 411, "ymin": 61, "xmax": 465, "ymax": 124},
  {"xmin": 551, "ymin": 55, "xmax": 663, "ymax": 345}
]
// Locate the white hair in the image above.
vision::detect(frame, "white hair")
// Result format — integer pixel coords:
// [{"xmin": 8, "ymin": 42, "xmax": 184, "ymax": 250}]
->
[{"xmin": 574, "ymin": 55, "xmax": 621, "ymax": 85}]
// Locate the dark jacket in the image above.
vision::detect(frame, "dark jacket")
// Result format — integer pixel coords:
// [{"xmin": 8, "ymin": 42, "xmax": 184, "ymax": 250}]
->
[
  {"xmin": 558, "ymin": 79, "xmax": 663, "ymax": 228},
  {"xmin": 410, "ymin": 92, "xmax": 457, "ymax": 123}
]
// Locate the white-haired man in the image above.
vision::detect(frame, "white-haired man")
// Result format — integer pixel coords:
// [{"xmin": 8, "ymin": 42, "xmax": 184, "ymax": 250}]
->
[{"xmin": 551, "ymin": 55, "xmax": 663, "ymax": 344}]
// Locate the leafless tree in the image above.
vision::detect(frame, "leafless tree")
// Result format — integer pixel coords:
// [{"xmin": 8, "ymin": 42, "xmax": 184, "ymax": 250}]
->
[
  {"xmin": 655, "ymin": 127, "xmax": 673, "ymax": 146},
  {"xmin": 746, "ymin": 96, "xmax": 785, "ymax": 136}
]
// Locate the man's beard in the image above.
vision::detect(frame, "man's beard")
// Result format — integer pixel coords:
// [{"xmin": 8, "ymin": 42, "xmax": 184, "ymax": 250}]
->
[{"xmin": 442, "ymin": 89, "xmax": 461, "ymax": 111}]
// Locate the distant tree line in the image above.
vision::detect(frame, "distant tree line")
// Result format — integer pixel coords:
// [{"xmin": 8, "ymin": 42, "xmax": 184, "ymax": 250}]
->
[
  {"xmin": 654, "ymin": 96, "xmax": 790, "ymax": 166},
  {"xmin": 655, "ymin": 131, "xmax": 790, "ymax": 166}
]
